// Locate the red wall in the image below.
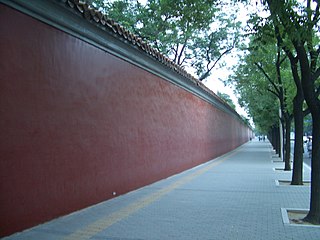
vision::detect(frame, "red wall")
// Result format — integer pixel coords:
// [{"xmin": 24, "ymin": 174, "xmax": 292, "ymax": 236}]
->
[{"xmin": 0, "ymin": 5, "xmax": 250, "ymax": 237}]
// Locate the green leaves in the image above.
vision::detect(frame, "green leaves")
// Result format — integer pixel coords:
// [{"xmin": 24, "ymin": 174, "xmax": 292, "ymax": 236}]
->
[
  {"xmin": 229, "ymin": 37, "xmax": 294, "ymax": 133},
  {"xmin": 217, "ymin": 91, "xmax": 236, "ymax": 110},
  {"xmin": 90, "ymin": 0, "xmax": 241, "ymax": 80}
]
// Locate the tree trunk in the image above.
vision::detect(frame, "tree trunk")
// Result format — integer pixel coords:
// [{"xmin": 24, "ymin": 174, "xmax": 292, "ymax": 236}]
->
[
  {"xmin": 268, "ymin": 127, "xmax": 275, "ymax": 151},
  {"xmin": 284, "ymin": 116, "xmax": 291, "ymax": 171},
  {"xmin": 295, "ymin": 45, "xmax": 320, "ymax": 224},
  {"xmin": 291, "ymin": 94, "xmax": 304, "ymax": 185},
  {"xmin": 275, "ymin": 126, "xmax": 280, "ymax": 156},
  {"xmin": 264, "ymin": 0, "xmax": 320, "ymax": 224},
  {"xmin": 270, "ymin": 126, "xmax": 280, "ymax": 155},
  {"xmin": 304, "ymin": 115, "xmax": 320, "ymax": 224},
  {"xmin": 281, "ymin": 119, "xmax": 285, "ymax": 161}
]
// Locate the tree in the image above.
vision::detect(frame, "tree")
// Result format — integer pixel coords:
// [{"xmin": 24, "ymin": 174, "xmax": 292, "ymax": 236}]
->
[
  {"xmin": 90, "ymin": 0, "xmax": 241, "ymax": 80},
  {"xmin": 252, "ymin": 40, "xmax": 294, "ymax": 170},
  {"xmin": 230, "ymin": 51, "xmax": 279, "ymax": 136},
  {"xmin": 246, "ymin": 0, "xmax": 313, "ymax": 186},
  {"xmin": 262, "ymin": 0, "xmax": 320, "ymax": 224},
  {"xmin": 230, "ymin": 32, "xmax": 295, "ymax": 170},
  {"xmin": 217, "ymin": 91, "xmax": 236, "ymax": 110}
]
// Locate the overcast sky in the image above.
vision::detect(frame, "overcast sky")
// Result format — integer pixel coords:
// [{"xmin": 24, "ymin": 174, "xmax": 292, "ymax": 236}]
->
[{"xmin": 202, "ymin": 1, "xmax": 258, "ymax": 119}]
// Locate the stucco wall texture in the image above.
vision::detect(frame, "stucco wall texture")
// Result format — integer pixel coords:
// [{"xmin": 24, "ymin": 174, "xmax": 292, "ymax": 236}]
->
[{"xmin": 0, "ymin": 5, "xmax": 250, "ymax": 236}]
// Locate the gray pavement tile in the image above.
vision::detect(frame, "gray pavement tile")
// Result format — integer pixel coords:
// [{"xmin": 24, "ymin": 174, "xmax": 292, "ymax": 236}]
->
[{"xmin": 3, "ymin": 140, "xmax": 320, "ymax": 240}]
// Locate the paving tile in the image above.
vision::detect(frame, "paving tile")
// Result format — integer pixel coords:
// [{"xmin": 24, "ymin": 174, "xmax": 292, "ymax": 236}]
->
[{"xmin": 3, "ymin": 140, "xmax": 319, "ymax": 240}]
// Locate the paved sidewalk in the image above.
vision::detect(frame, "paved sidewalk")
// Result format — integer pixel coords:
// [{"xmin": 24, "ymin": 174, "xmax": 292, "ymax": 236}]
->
[{"xmin": 4, "ymin": 140, "xmax": 319, "ymax": 240}]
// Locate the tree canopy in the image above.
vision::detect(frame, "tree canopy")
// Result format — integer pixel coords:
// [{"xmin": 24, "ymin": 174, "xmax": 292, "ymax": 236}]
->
[
  {"xmin": 89, "ymin": 0, "xmax": 242, "ymax": 81},
  {"xmin": 216, "ymin": 91, "xmax": 236, "ymax": 110}
]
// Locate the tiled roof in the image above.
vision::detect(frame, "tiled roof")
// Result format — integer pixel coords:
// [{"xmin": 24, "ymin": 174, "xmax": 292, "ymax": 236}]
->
[{"xmin": 61, "ymin": 0, "xmax": 234, "ymax": 112}]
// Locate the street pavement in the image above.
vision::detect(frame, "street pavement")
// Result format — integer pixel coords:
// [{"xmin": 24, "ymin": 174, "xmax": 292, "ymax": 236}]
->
[{"xmin": 3, "ymin": 139, "xmax": 319, "ymax": 240}]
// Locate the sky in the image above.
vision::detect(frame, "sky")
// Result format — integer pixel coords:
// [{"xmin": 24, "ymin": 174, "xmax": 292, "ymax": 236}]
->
[
  {"xmin": 202, "ymin": 53, "xmax": 244, "ymax": 115},
  {"xmin": 201, "ymin": 1, "xmax": 257, "ymax": 119}
]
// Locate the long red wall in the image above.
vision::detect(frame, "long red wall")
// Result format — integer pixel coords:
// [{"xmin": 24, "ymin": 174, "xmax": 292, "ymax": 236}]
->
[{"xmin": 0, "ymin": 4, "xmax": 250, "ymax": 237}]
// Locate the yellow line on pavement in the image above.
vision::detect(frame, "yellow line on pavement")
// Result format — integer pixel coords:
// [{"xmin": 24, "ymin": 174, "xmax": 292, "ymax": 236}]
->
[{"xmin": 63, "ymin": 149, "xmax": 238, "ymax": 240}]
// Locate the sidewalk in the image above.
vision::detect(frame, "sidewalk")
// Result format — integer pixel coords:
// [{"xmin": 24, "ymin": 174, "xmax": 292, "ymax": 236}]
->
[{"xmin": 3, "ymin": 140, "xmax": 319, "ymax": 240}]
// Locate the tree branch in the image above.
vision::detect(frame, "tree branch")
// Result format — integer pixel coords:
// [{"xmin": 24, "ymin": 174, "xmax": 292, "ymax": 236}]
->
[
  {"xmin": 205, "ymin": 34, "xmax": 216, "ymax": 70},
  {"xmin": 274, "ymin": 25, "xmax": 303, "ymax": 90},
  {"xmin": 267, "ymin": 88, "xmax": 280, "ymax": 98},
  {"xmin": 313, "ymin": 67, "xmax": 320, "ymax": 82},
  {"xmin": 179, "ymin": 55, "xmax": 189, "ymax": 66},
  {"xmin": 254, "ymin": 62, "xmax": 281, "ymax": 96},
  {"xmin": 177, "ymin": 38, "xmax": 188, "ymax": 65},
  {"xmin": 172, "ymin": 43, "xmax": 179, "ymax": 63},
  {"xmin": 303, "ymin": 107, "xmax": 311, "ymax": 117},
  {"xmin": 198, "ymin": 46, "xmax": 234, "ymax": 81},
  {"xmin": 280, "ymin": 55, "xmax": 287, "ymax": 65},
  {"xmin": 310, "ymin": 44, "xmax": 320, "ymax": 76},
  {"xmin": 312, "ymin": 1, "xmax": 320, "ymax": 25}
]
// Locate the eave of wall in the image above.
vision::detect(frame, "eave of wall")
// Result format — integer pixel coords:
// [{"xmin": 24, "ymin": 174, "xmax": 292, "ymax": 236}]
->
[{"xmin": 1, "ymin": 0, "xmax": 243, "ymax": 121}]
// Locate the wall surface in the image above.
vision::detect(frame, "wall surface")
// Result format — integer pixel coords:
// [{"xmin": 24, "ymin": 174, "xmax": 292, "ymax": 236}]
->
[{"xmin": 0, "ymin": 3, "xmax": 250, "ymax": 237}]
